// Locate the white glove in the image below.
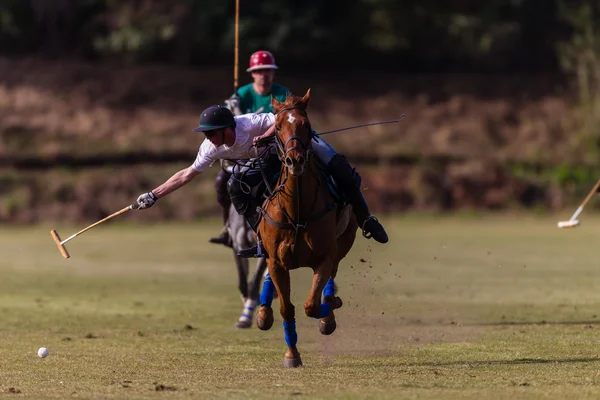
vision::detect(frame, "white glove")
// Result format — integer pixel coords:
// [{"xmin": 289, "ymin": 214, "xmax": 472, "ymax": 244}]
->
[
  {"xmin": 136, "ymin": 191, "xmax": 157, "ymax": 209},
  {"xmin": 225, "ymin": 94, "xmax": 242, "ymax": 116}
]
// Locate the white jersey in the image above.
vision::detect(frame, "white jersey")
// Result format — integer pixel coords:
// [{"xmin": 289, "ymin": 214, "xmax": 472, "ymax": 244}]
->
[{"xmin": 191, "ymin": 112, "xmax": 275, "ymax": 173}]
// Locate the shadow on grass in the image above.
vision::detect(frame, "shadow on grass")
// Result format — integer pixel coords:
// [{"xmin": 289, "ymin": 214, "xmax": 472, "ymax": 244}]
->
[
  {"xmin": 472, "ymin": 320, "xmax": 600, "ymax": 327},
  {"xmin": 401, "ymin": 357, "xmax": 600, "ymax": 367},
  {"xmin": 350, "ymin": 357, "xmax": 600, "ymax": 368}
]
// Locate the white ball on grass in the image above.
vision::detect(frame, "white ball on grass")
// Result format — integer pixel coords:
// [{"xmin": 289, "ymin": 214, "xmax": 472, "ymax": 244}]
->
[{"xmin": 37, "ymin": 347, "xmax": 49, "ymax": 358}]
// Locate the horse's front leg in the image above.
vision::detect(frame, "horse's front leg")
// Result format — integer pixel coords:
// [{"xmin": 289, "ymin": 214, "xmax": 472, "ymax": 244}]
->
[
  {"xmin": 236, "ymin": 257, "xmax": 267, "ymax": 329},
  {"xmin": 248, "ymin": 257, "xmax": 268, "ymax": 301},
  {"xmin": 233, "ymin": 251, "xmax": 249, "ymax": 303},
  {"xmin": 268, "ymin": 261, "xmax": 301, "ymax": 368},
  {"xmin": 233, "ymin": 252, "xmax": 256, "ymax": 329}
]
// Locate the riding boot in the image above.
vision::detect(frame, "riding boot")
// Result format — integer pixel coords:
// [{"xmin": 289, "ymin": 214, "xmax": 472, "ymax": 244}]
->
[
  {"xmin": 327, "ymin": 154, "xmax": 389, "ymax": 243},
  {"xmin": 237, "ymin": 206, "xmax": 268, "ymax": 258},
  {"xmin": 351, "ymin": 191, "xmax": 389, "ymax": 243}
]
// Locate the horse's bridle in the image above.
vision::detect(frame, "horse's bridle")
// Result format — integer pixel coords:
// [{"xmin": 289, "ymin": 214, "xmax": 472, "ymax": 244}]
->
[{"xmin": 273, "ymin": 106, "xmax": 313, "ymax": 164}]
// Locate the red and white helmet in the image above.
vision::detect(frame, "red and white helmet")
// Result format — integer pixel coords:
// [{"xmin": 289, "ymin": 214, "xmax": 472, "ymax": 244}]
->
[{"xmin": 246, "ymin": 50, "xmax": 279, "ymax": 72}]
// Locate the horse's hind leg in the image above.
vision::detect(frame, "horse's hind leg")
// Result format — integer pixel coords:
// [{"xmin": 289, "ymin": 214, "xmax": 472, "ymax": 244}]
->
[
  {"xmin": 303, "ymin": 258, "xmax": 340, "ymax": 335},
  {"xmin": 319, "ymin": 277, "xmax": 343, "ymax": 335},
  {"xmin": 318, "ymin": 215, "xmax": 357, "ymax": 334}
]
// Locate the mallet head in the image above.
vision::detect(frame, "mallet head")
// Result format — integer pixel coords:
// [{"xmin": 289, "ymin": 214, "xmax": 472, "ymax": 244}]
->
[
  {"xmin": 50, "ymin": 229, "xmax": 70, "ymax": 259},
  {"xmin": 557, "ymin": 220, "xmax": 580, "ymax": 229}
]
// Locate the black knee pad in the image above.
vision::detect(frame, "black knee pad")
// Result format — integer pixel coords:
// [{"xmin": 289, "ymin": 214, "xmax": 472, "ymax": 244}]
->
[{"xmin": 227, "ymin": 174, "xmax": 250, "ymax": 215}]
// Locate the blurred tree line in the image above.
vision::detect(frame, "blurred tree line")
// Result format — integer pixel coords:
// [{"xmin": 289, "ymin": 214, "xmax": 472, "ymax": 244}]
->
[{"xmin": 0, "ymin": 0, "xmax": 585, "ymax": 73}]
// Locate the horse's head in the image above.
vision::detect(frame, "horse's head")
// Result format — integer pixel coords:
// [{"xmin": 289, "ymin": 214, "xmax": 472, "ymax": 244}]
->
[{"xmin": 272, "ymin": 88, "xmax": 312, "ymax": 176}]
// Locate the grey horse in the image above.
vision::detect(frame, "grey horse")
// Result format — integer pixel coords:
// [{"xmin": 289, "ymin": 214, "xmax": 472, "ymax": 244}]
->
[
  {"xmin": 226, "ymin": 202, "xmax": 269, "ymax": 328},
  {"xmin": 222, "ymin": 158, "xmax": 269, "ymax": 329},
  {"xmin": 222, "ymin": 97, "xmax": 269, "ymax": 329}
]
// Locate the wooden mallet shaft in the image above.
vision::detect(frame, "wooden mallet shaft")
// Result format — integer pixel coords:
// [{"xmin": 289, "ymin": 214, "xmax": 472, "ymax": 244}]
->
[
  {"xmin": 50, "ymin": 205, "xmax": 134, "ymax": 259},
  {"xmin": 233, "ymin": 0, "xmax": 240, "ymax": 94}
]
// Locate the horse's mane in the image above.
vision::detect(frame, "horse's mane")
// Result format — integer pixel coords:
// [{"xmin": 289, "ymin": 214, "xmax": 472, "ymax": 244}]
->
[{"xmin": 280, "ymin": 92, "xmax": 306, "ymax": 109}]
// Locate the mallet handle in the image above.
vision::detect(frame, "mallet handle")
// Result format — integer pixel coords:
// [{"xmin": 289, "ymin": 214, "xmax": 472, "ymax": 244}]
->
[
  {"xmin": 233, "ymin": 0, "xmax": 240, "ymax": 94},
  {"xmin": 61, "ymin": 205, "xmax": 133, "ymax": 244},
  {"xmin": 316, "ymin": 115, "xmax": 404, "ymax": 136},
  {"xmin": 571, "ymin": 177, "xmax": 600, "ymax": 220}
]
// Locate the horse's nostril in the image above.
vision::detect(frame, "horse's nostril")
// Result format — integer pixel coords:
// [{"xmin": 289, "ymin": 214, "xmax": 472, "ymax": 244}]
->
[
  {"xmin": 285, "ymin": 157, "xmax": 294, "ymax": 167},
  {"xmin": 298, "ymin": 156, "xmax": 305, "ymax": 166}
]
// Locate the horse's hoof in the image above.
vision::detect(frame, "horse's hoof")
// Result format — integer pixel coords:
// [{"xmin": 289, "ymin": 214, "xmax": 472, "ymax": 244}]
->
[
  {"xmin": 256, "ymin": 307, "xmax": 274, "ymax": 331},
  {"xmin": 235, "ymin": 319, "xmax": 252, "ymax": 329},
  {"xmin": 319, "ymin": 318, "xmax": 337, "ymax": 335},
  {"xmin": 283, "ymin": 356, "xmax": 303, "ymax": 368}
]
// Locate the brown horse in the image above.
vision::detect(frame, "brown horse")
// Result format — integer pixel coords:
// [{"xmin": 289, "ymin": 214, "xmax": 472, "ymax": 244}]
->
[{"xmin": 255, "ymin": 89, "xmax": 358, "ymax": 368}]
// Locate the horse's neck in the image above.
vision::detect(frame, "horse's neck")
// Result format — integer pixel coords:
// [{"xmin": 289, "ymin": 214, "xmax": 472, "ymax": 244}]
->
[{"xmin": 279, "ymin": 161, "xmax": 323, "ymax": 218}]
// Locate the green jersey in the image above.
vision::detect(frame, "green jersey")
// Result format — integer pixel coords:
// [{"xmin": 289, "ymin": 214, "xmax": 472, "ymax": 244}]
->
[{"xmin": 237, "ymin": 83, "xmax": 289, "ymax": 114}]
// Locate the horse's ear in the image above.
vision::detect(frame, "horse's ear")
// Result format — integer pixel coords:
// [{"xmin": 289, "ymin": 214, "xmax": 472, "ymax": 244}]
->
[
  {"xmin": 300, "ymin": 88, "xmax": 311, "ymax": 109},
  {"xmin": 271, "ymin": 94, "xmax": 282, "ymax": 112}
]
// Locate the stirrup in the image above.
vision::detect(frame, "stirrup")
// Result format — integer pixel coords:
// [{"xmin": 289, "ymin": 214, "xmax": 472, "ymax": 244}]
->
[
  {"xmin": 238, "ymin": 234, "xmax": 268, "ymax": 258},
  {"xmin": 237, "ymin": 244, "xmax": 268, "ymax": 258}
]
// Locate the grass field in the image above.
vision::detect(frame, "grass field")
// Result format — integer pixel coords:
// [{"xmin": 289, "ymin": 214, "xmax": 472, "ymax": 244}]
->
[{"xmin": 2, "ymin": 214, "xmax": 600, "ymax": 399}]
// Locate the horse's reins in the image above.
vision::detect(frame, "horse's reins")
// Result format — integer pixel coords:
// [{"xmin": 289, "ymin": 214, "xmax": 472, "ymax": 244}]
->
[{"xmin": 225, "ymin": 144, "xmax": 274, "ymax": 197}]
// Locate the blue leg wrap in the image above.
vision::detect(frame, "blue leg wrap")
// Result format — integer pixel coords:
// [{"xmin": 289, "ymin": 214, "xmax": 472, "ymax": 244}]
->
[
  {"xmin": 283, "ymin": 319, "xmax": 298, "ymax": 347},
  {"xmin": 307, "ymin": 303, "xmax": 331, "ymax": 319},
  {"xmin": 317, "ymin": 303, "xmax": 331, "ymax": 318},
  {"xmin": 259, "ymin": 274, "xmax": 274, "ymax": 307},
  {"xmin": 323, "ymin": 278, "xmax": 335, "ymax": 298},
  {"xmin": 307, "ymin": 278, "xmax": 335, "ymax": 319}
]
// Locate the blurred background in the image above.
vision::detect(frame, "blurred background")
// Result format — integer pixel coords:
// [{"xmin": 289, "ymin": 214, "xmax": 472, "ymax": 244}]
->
[{"xmin": 0, "ymin": 0, "xmax": 598, "ymax": 224}]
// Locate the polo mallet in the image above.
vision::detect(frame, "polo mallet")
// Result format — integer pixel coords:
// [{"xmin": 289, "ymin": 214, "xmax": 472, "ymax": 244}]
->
[
  {"xmin": 557, "ymin": 177, "xmax": 600, "ymax": 229},
  {"xmin": 50, "ymin": 204, "xmax": 137, "ymax": 258},
  {"xmin": 233, "ymin": 0, "xmax": 240, "ymax": 95},
  {"xmin": 253, "ymin": 115, "xmax": 408, "ymax": 149},
  {"xmin": 316, "ymin": 115, "xmax": 405, "ymax": 136}
]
